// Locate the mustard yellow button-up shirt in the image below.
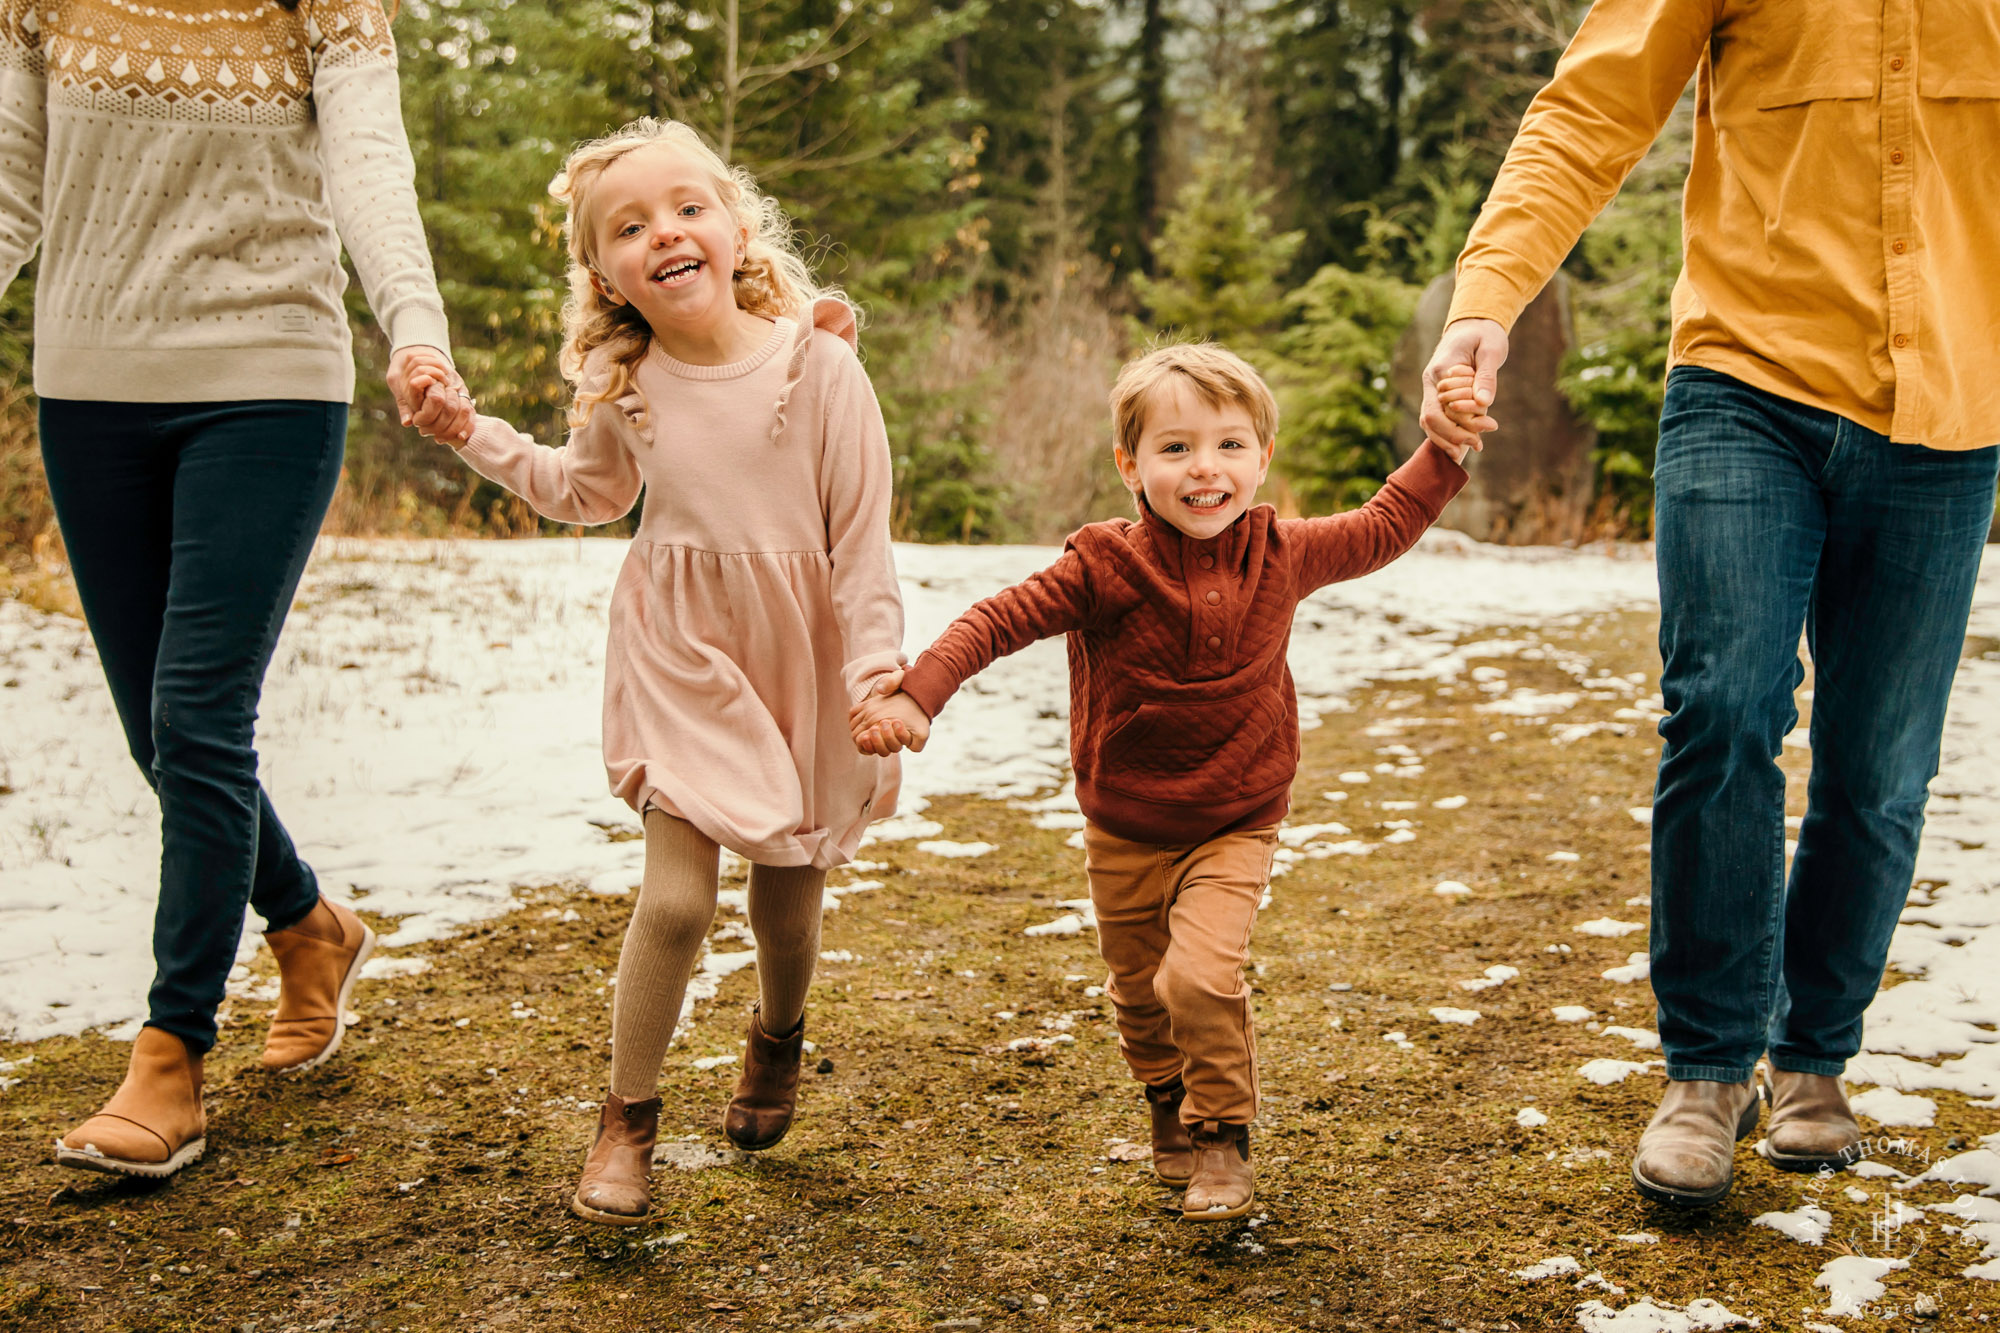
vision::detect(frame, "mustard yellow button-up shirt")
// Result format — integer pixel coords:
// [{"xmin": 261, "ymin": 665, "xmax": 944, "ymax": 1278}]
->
[{"xmin": 1448, "ymin": 0, "xmax": 2000, "ymax": 451}]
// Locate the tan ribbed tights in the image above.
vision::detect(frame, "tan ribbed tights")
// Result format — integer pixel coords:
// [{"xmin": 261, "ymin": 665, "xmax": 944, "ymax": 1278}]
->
[{"xmin": 608, "ymin": 810, "xmax": 827, "ymax": 1100}]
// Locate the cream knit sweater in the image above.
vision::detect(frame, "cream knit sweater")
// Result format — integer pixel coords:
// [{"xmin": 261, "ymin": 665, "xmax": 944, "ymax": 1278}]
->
[{"xmin": 0, "ymin": 0, "xmax": 449, "ymax": 402}]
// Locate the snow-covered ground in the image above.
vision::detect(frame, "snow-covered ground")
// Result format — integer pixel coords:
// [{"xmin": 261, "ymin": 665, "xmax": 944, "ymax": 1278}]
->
[
  {"xmin": 5, "ymin": 530, "xmax": 2000, "ymax": 1326},
  {"xmin": 0, "ymin": 529, "xmax": 1658, "ymax": 1040}
]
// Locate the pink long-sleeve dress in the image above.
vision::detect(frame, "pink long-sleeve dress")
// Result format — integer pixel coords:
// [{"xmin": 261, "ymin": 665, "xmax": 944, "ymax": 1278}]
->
[{"xmin": 454, "ymin": 299, "xmax": 903, "ymax": 869}]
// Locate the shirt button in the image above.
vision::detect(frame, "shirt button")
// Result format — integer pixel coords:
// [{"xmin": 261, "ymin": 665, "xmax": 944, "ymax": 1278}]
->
[
  {"xmin": 1893, "ymin": 239, "xmax": 1907, "ymax": 254},
  {"xmin": 1894, "ymin": 334, "xmax": 1909, "ymax": 348},
  {"xmin": 1889, "ymin": 150, "xmax": 1905, "ymax": 166},
  {"xmin": 1206, "ymin": 636, "xmax": 1222, "ymax": 650},
  {"xmin": 1199, "ymin": 555, "xmax": 1214, "ymax": 569},
  {"xmin": 1205, "ymin": 590, "xmax": 1221, "ymax": 605},
  {"xmin": 1890, "ymin": 56, "xmax": 1905, "ymax": 71}
]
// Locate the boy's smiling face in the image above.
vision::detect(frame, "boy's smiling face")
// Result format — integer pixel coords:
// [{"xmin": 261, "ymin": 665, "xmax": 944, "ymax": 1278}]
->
[{"xmin": 1114, "ymin": 378, "xmax": 1276, "ymax": 541}]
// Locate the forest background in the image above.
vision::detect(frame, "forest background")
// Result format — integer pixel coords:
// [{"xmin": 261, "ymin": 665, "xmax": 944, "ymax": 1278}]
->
[{"xmin": 0, "ymin": 0, "xmax": 1685, "ymax": 559}]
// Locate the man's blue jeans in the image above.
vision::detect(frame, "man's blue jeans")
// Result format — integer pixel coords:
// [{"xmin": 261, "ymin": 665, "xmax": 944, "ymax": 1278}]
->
[
  {"xmin": 39, "ymin": 399, "xmax": 346, "ymax": 1055},
  {"xmin": 1650, "ymin": 367, "xmax": 1997, "ymax": 1082}
]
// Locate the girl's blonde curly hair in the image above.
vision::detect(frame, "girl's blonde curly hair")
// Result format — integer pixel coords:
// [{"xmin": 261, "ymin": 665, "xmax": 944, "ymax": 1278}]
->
[{"xmin": 550, "ymin": 118, "xmax": 833, "ymax": 426}]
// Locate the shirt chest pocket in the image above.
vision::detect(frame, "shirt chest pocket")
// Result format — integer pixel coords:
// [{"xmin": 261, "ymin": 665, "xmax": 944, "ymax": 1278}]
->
[
  {"xmin": 1742, "ymin": 1, "xmax": 1880, "ymax": 109},
  {"xmin": 1920, "ymin": 1, "xmax": 2000, "ymax": 99}
]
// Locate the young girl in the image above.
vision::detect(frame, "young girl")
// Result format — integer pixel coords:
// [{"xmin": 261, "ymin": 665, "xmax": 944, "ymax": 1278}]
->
[{"xmin": 414, "ymin": 119, "xmax": 905, "ymax": 1226}]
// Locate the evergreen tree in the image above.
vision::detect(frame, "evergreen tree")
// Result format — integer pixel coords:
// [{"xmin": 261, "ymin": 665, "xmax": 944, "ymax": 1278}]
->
[
  {"xmin": 1266, "ymin": 263, "xmax": 1416, "ymax": 511},
  {"xmin": 1267, "ymin": 0, "xmax": 1404, "ymax": 275},
  {"xmin": 1130, "ymin": 106, "xmax": 1302, "ymax": 345},
  {"xmin": 1088, "ymin": 0, "xmax": 1175, "ymax": 276},
  {"xmin": 928, "ymin": 0, "xmax": 1110, "ymax": 303}
]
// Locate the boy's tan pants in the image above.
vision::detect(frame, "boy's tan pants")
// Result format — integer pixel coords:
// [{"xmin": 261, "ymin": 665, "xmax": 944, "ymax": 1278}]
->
[{"xmin": 1083, "ymin": 821, "xmax": 1280, "ymax": 1126}]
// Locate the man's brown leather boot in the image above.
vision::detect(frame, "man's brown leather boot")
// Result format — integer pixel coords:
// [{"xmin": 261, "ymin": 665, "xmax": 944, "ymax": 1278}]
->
[
  {"xmin": 1631, "ymin": 1077, "xmax": 1761, "ymax": 1206},
  {"xmin": 571, "ymin": 1093, "xmax": 662, "ymax": 1226},
  {"xmin": 723, "ymin": 1007, "xmax": 804, "ymax": 1151},
  {"xmin": 1181, "ymin": 1120, "xmax": 1254, "ymax": 1222},
  {"xmin": 1763, "ymin": 1069, "xmax": 1862, "ymax": 1172},
  {"xmin": 55, "ymin": 1027, "xmax": 207, "ymax": 1178},
  {"xmin": 261, "ymin": 897, "xmax": 376, "ymax": 1073},
  {"xmin": 1145, "ymin": 1080, "xmax": 1193, "ymax": 1186}
]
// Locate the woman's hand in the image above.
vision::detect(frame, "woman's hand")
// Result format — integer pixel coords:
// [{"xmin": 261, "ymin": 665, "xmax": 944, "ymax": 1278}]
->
[{"xmin": 389, "ymin": 345, "xmax": 476, "ymax": 444}]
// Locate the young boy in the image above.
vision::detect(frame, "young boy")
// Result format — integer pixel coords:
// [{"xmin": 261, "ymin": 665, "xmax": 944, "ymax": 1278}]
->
[{"xmin": 852, "ymin": 342, "xmax": 1470, "ymax": 1221}]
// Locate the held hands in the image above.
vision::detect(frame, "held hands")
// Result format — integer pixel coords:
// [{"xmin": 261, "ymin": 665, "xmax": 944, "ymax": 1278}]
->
[
  {"xmin": 1419, "ymin": 317, "xmax": 1508, "ymax": 459},
  {"xmin": 1428, "ymin": 365, "xmax": 1487, "ymax": 465},
  {"xmin": 388, "ymin": 344, "xmax": 477, "ymax": 445},
  {"xmin": 849, "ymin": 670, "xmax": 932, "ymax": 757}
]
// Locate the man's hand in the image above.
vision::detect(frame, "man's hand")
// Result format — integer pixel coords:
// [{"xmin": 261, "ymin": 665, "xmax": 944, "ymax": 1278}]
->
[
  {"xmin": 1427, "ymin": 364, "xmax": 1488, "ymax": 464},
  {"xmin": 1420, "ymin": 318, "xmax": 1509, "ymax": 455},
  {"xmin": 389, "ymin": 345, "xmax": 476, "ymax": 444},
  {"xmin": 850, "ymin": 670, "xmax": 931, "ymax": 756}
]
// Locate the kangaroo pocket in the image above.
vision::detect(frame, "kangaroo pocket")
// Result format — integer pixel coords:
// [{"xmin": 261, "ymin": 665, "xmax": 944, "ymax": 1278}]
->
[{"xmin": 1094, "ymin": 688, "xmax": 1296, "ymax": 802}]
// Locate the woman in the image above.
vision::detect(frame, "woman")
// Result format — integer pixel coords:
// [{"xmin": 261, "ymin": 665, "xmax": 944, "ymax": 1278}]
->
[{"xmin": 0, "ymin": 0, "xmax": 474, "ymax": 1178}]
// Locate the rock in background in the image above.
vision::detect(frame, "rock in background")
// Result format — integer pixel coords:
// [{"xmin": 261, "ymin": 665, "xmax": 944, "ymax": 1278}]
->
[{"xmin": 1392, "ymin": 272, "xmax": 1598, "ymax": 543}]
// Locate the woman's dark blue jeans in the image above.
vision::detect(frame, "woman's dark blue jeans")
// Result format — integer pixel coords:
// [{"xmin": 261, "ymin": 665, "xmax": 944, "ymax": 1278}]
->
[
  {"xmin": 1650, "ymin": 367, "xmax": 1998, "ymax": 1083},
  {"xmin": 38, "ymin": 399, "xmax": 346, "ymax": 1055}
]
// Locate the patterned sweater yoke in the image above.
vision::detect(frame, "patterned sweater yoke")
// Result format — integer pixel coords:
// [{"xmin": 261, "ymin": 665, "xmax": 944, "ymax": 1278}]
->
[{"xmin": 0, "ymin": 0, "xmax": 449, "ymax": 403}]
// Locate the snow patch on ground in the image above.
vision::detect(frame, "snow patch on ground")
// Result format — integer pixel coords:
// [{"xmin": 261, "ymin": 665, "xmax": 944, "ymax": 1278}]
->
[
  {"xmin": 1751, "ymin": 1203, "xmax": 1831, "ymax": 1245},
  {"xmin": 1814, "ymin": 1255, "xmax": 1908, "ymax": 1317},
  {"xmin": 1512, "ymin": 1255, "xmax": 1581, "ymax": 1281},
  {"xmin": 1578, "ymin": 1059, "xmax": 1660, "ymax": 1086},
  {"xmin": 1574, "ymin": 1298, "xmax": 1758, "ymax": 1332},
  {"xmin": 1847, "ymin": 1086, "xmax": 1938, "ymax": 1128}
]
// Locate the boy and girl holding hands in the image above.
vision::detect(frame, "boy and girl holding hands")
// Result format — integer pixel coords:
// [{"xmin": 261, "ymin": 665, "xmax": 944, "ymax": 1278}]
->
[{"xmin": 401, "ymin": 116, "xmax": 1490, "ymax": 1226}]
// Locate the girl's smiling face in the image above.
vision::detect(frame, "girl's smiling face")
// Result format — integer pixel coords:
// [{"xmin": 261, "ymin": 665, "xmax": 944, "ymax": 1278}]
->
[
  {"xmin": 1114, "ymin": 379, "xmax": 1276, "ymax": 540},
  {"xmin": 587, "ymin": 143, "xmax": 750, "ymax": 342}
]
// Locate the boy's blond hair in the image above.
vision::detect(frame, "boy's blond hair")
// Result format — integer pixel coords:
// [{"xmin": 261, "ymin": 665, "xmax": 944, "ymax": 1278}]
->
[
  {"xmin": 1109, "ymin": 341, "xmax": 1279, "ymax": 456},
  {"xmin": 549, "ymin": 118, "xmax": 837, "ymax": 426}
]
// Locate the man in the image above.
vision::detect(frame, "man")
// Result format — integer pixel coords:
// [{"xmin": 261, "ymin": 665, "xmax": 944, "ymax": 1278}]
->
[{"xmin": 1421, "ymin": 0, "xmax": 2000, "ymax": 1206}]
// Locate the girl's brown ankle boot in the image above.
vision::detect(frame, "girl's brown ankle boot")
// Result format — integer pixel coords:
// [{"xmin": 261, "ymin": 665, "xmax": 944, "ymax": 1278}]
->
[
  {"xmin": 723, "ymin": 1007, "xmax": 804, "ymax": 1150},
  {"xmin": 571, "ymin": 1092, "xmax": 661, "ymax": 1226}
]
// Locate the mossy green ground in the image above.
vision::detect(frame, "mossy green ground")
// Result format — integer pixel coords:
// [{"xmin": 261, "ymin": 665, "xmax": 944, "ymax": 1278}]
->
[{"xmin": 2, "ymin": 611, "xmax": 1993, "ymax": 1332}]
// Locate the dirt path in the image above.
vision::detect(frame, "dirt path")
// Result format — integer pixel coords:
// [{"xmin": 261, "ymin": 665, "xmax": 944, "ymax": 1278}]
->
[{"xmin": 3, "ymin": 610, "xmax": 1993, "ymax": 1332}]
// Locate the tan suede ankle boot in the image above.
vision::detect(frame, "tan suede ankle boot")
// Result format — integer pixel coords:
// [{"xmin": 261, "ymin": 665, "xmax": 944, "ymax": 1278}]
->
[
  {"xmin": 55, "ymin": 1027, "xmax": 207, "ymax": 1178},
  {"xmin": 1763, "ymin": 1069, "xmax": 1862, "ymax": 1172},
  {"xmin": 1181, "ymin": 1120, "xmax": 1254, "ymax": 1222},
  {"xmin": 261, "ymin": 897, "xmax": 376, "ymax": 1073},
  {"xmin": 1630, "ymin": 1077, "xmax": 1761, "ymax": 1206},
  {"xmin": 571, "ymin": 1093, "xmax": 662, "ymax": 1226},
  {"xmin": 1145, "ymin": 1080, "xmax": 1193, "ymax": 1186},
  {"xmin": 723, "ymin": 1007, "xmax": 804, "ymax": 1151}
]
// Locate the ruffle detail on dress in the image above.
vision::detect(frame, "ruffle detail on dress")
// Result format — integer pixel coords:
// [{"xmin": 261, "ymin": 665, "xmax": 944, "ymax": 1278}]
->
[{"xmin": 770, "ymin": 296, "xmax": 860, "ymax": 442}]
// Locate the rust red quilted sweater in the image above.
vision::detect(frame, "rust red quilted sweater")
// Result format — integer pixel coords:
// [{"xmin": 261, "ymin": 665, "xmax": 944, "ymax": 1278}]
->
[{"xmin": 899, "ymin": 442, "xmax": 1467, "ymax": 844}]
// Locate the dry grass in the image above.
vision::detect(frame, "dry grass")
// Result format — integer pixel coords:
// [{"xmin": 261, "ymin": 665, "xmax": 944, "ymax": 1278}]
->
[{"xmin": 3, "ymin": 610, "xmax": 1992, "ymax": 1332}]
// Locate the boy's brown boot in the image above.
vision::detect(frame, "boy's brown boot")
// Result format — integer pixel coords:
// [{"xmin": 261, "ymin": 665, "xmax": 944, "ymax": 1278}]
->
[
  {"xmin": 1145, "ymin": 1080, "xmax": 1193, "ymax": 1186},
  {"xmin": 54, "ymin": 1027, "xmax": 207, "ymax": 1178},
  {"xmin": 571, "ymin": 1093, "xmax": 661, "ymax": 1226},
  {"xmin": 1181, "ymin": 1120, "xmax": 1254, "ymax": 1222},
  {"xmin": 261, "ymin": 897, "xmax": 376, "ymax": 1073},
  {"xmin": 723, "ymin": 1007, "xmax": 804, "ymax": 1150}
]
